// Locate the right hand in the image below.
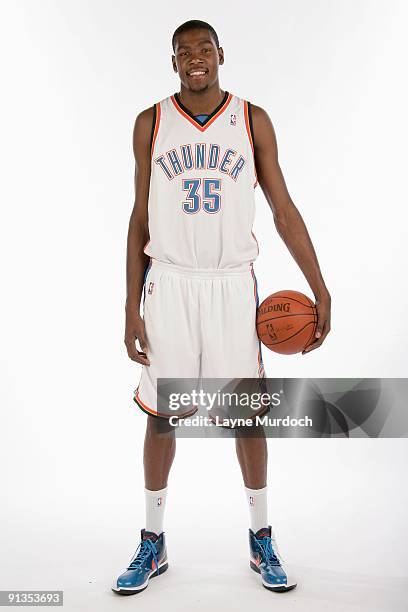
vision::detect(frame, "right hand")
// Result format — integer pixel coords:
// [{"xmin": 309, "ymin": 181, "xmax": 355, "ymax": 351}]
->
[{"xmin": 124, "ymin": 308, "xmax": 150, "ymax": 365}]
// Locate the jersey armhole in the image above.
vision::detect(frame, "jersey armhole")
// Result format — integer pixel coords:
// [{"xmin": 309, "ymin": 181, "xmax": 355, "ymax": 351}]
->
[
  {"xmin": 247, "ymin": 101, "xmax": 256, "ymax": 149},
  {"xmin": 244, "ymin": 100, "xmax": 258, "ymax": 189},
  {"xmin": 150, "ymin": 102, "xmax": 161, "ymax": 159}
]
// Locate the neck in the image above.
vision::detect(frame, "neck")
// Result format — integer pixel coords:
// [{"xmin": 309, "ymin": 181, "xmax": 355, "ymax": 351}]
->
[{"xmin": 177, "ymin": 82, "xmax": 225, "ymax": 115}]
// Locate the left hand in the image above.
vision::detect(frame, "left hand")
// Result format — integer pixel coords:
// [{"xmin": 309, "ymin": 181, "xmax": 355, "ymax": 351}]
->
[{"xmin": 302, "ymin": 293, "xmax": 331, "ymax": 354}]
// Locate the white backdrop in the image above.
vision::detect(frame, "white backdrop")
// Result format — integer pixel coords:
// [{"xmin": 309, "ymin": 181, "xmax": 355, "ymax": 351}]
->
[{"xmin": 1, "ymin": 1, "xmax": 407, "ymax": 610}]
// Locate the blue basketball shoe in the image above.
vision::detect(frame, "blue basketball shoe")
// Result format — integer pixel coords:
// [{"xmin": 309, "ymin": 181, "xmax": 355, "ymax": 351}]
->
[
  {"xmin": 249, "ymin": 526, "xmax": 297, "ymax": 592},
  {"xmin": 112, "ymin": 529, "xmax": 168, "ymax": 595}
]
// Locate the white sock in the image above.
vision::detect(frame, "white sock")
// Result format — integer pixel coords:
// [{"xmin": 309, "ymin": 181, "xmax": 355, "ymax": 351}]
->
[
  {"xmin": 245, "ymin": 485, "xmax": 268, "ymax": 533},
  {"xmin": 144, "ymin": 486, "xmax": 168, "ymax": 536}
]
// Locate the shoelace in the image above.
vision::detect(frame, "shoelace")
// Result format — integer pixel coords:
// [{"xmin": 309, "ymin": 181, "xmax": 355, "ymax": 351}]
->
[
  {"xmin": 127, "ymin": 539, "xmax": 159, "ymax": 573},
  {"xmin": 258, "ymin": 536, "xmax": 280, "ymax": 566}
]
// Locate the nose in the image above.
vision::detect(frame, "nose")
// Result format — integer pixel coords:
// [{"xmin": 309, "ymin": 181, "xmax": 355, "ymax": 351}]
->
[{"xmin": 189, "ymin": 53, "xmax": 204, "ymax": 65}]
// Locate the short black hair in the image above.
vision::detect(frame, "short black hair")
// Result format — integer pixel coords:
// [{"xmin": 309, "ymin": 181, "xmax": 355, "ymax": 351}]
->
[{"xmin": 172, "ymin": 20, "xmax": 220, "ymax": 52}]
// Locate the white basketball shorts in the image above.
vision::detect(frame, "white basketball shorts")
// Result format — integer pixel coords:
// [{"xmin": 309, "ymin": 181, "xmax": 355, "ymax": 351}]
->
[{"xmin": 134, "ymin": 259, "xmax": 266, "ymax": 419}]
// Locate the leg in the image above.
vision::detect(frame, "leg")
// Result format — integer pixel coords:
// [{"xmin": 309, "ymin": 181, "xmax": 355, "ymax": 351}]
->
[
  {"xmin": 114, "ymin": 263, "xmax": 201, "ymax": 595},
  {"xmin": 235, "ymin": 426, "xmax": 267, "ymax": 489},
  {"xmin": 236, "ymin": 427, "xmax": 297, "ymax": 592},
  {"xmin": 237, "ymin": 429, "xmax": 297, "ymax": 592},
  {"xmin": 236, "ymin": 427, "xmax": 269, "ymax": 534},
  {"xmin": 112, "ymin": 415, "xmax": 174, "ymax": 595},
  {"xmin": 144, "ymin": 415, "xmax": 176, "ymax": 490},
  {"xmin": 198, "ymin": 266, "xmax": 296, "ymax": 592},
  {"xmin": 143, "ymin": 415, "xmax": 176, "ymax": 537}
]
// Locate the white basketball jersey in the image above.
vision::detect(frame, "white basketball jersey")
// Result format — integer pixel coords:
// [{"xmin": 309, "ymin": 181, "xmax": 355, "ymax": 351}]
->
[{"xmin": 144, "ymin": 91, "xmax": 260, "ymax": 269}]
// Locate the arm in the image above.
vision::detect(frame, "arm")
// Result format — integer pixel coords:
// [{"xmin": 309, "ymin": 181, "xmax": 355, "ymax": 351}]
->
[
  {"xmin": 251, "ymin": 104, "xmax": 331, "ymax": 353},
  {"xmin": 124, "ymin": 106, "xmax": 154, "ymax": 364}
]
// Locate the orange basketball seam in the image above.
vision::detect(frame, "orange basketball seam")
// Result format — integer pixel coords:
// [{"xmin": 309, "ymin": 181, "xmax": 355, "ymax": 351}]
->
[
  {"xmin": 260, "ymin": 296, "xmax": 316, "ymax": 308},
  {"xmin": 257, "ymin": 313, "xmax": 318, "ymax": 324},
  {"xmin": 260, "ymin": 321, "xmax": 317, "ymax": 346}
]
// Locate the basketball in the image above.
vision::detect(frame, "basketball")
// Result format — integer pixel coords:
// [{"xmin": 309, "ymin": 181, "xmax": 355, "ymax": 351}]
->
[{"xmin": 256, "ymin": 290, "xmax": 318, "ymax": 355}]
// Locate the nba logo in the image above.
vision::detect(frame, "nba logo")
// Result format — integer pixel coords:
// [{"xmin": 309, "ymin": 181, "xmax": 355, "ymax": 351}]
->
[
  {"xmin": 230, "ymin": 113, "xmax": 237, "ymax": 126},
  {"xmin": 148, "ymin": 281, "xmax": 154, "ymax": 294},
  {"xmin": 156, "ymin": 496, "xmax": 162, "ymax": 507},
  {"xmin": 266, "ymin": 323, "xmax": 277, "ymax": 341},
  {"xmin": 249, "ymin": 496, "xmax": 255, "ymax": 506}
]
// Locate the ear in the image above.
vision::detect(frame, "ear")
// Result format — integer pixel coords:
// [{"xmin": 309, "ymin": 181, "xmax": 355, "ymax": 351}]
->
[
  {"xmin": 218, "ymin": 47, "xmax": 225, "ymax": 66},
  {"xmin": 172, "ymin": 55, "xmax": 178, "ymax": 73}
]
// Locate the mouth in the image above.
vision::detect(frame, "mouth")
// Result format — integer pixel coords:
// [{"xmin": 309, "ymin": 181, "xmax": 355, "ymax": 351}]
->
[{"xmin": 186, "ymin": 68, "xmax": 209, "ymax": 78}]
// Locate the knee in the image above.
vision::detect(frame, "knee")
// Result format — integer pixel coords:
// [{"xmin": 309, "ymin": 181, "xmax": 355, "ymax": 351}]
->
[{"xmin": 146, "ymin": 415, "xmax": 176, "ymax": 437}]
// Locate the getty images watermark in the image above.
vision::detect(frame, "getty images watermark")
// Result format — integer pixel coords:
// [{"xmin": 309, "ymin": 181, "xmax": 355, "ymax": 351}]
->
[
  {"xmin": 166, "ymin": 388, "xmax": 312, "ymax": 429},
  {"xmin": 143, "ymin": 377, "xmax": 408, "ymax": 438}
]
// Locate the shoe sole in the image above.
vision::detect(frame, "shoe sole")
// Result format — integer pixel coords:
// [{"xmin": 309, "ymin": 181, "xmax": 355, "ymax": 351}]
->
[
  {"xmin": 112, "ymin": 562, "xmax": 169, "ymax": 595},
  {"xmin": 250, "ymin": 561, "xmax": 297, "ymax": 593}
]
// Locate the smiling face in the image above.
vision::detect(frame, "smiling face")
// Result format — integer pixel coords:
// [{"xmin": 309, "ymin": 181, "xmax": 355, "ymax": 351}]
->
[{"xmin": 172, "ymin": 28, "xmax": 224, "ymax": 93}]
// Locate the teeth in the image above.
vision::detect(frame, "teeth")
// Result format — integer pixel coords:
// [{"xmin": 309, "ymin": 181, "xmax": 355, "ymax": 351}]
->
[{"xmin": 189, "ymin": 71, "xmax": 206, "ymax": 76}]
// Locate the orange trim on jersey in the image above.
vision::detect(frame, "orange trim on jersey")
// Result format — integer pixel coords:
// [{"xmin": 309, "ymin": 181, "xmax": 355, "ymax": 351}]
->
[
  {"xmin": 134, "ymin": 387, "xmax": 199, "ymax": 419},
  {"xmin": 243, "ymin": 100, "xmax": 259, "ymax": 188},
  {"xmin": 170, "ymin": 93, "xmax": 233, "ymax": 132},
  {"xmin": 134, "ymin": 388, "xmax": 158, "ymax": 416},
  {"xmin": 150, "ymin": 102, "xmax": 161, "ymax": 159}
]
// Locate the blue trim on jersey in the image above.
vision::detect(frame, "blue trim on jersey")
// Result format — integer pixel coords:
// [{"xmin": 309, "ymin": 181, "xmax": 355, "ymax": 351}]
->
[
  {"xmin": 194, "ymin": 114, "xmax": 210, "ymax": 124},
  {"xmin": 142, "ymin": 260, "xmax": 153, "ymax": 306},
  {"xmin": 252, "ymin": 266, "xmax": 266, "ymax": 376},
  {"xmin": 143, "ymin": 260, "xmax": 152, "ymax": 284}
]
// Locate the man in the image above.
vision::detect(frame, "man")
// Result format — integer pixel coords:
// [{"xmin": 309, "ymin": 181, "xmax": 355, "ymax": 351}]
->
[{"xmin": 112, "ymin": 19, "xmax": 331, "ymax": 595}]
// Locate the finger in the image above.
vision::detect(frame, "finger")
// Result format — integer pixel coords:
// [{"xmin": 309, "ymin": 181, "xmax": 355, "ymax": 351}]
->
[
  {"xmin": 129, "ymin": 349, "xmax": 150, "ymax": 365},
  {"xmin": 132, "ymin": 353, "xmax": 151, "ymax": 366},
  {"xmin": 303, "ymin": 322, "xmax": 330, "ymax": 354},
  {"xmin": 124, "ymin": 337, "xmax": 137, "ymax": 359},
  {"xmin": 138, "ymin": 333, "xmax": 149, "ymax": 355},
  {"xmin": 136, "ymin": 334, "xmax": 150, "ymax": 364},
  {"xmin": 302, "ymin": 340, "xmax": 323, "ymax": 354},
  {"xmin": 317, "ymin": 320, "xmax": 330, "ymax": 341},
  {"xmin": 136, "ymin": 342, "xmax": 150, "ymax": 363},
  {"xmin": 125, "ymin": 338, "xmax": 150, "ymax": 365},
  {"xmin": 314, "ymin": 316, "xmax": 326, "ymax": 339}
]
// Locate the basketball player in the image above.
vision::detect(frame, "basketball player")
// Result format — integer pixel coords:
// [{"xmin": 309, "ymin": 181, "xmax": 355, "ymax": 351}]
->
[{"xmin": 113, "ymin": 20, "xmax": 331, "ymax": 595}]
